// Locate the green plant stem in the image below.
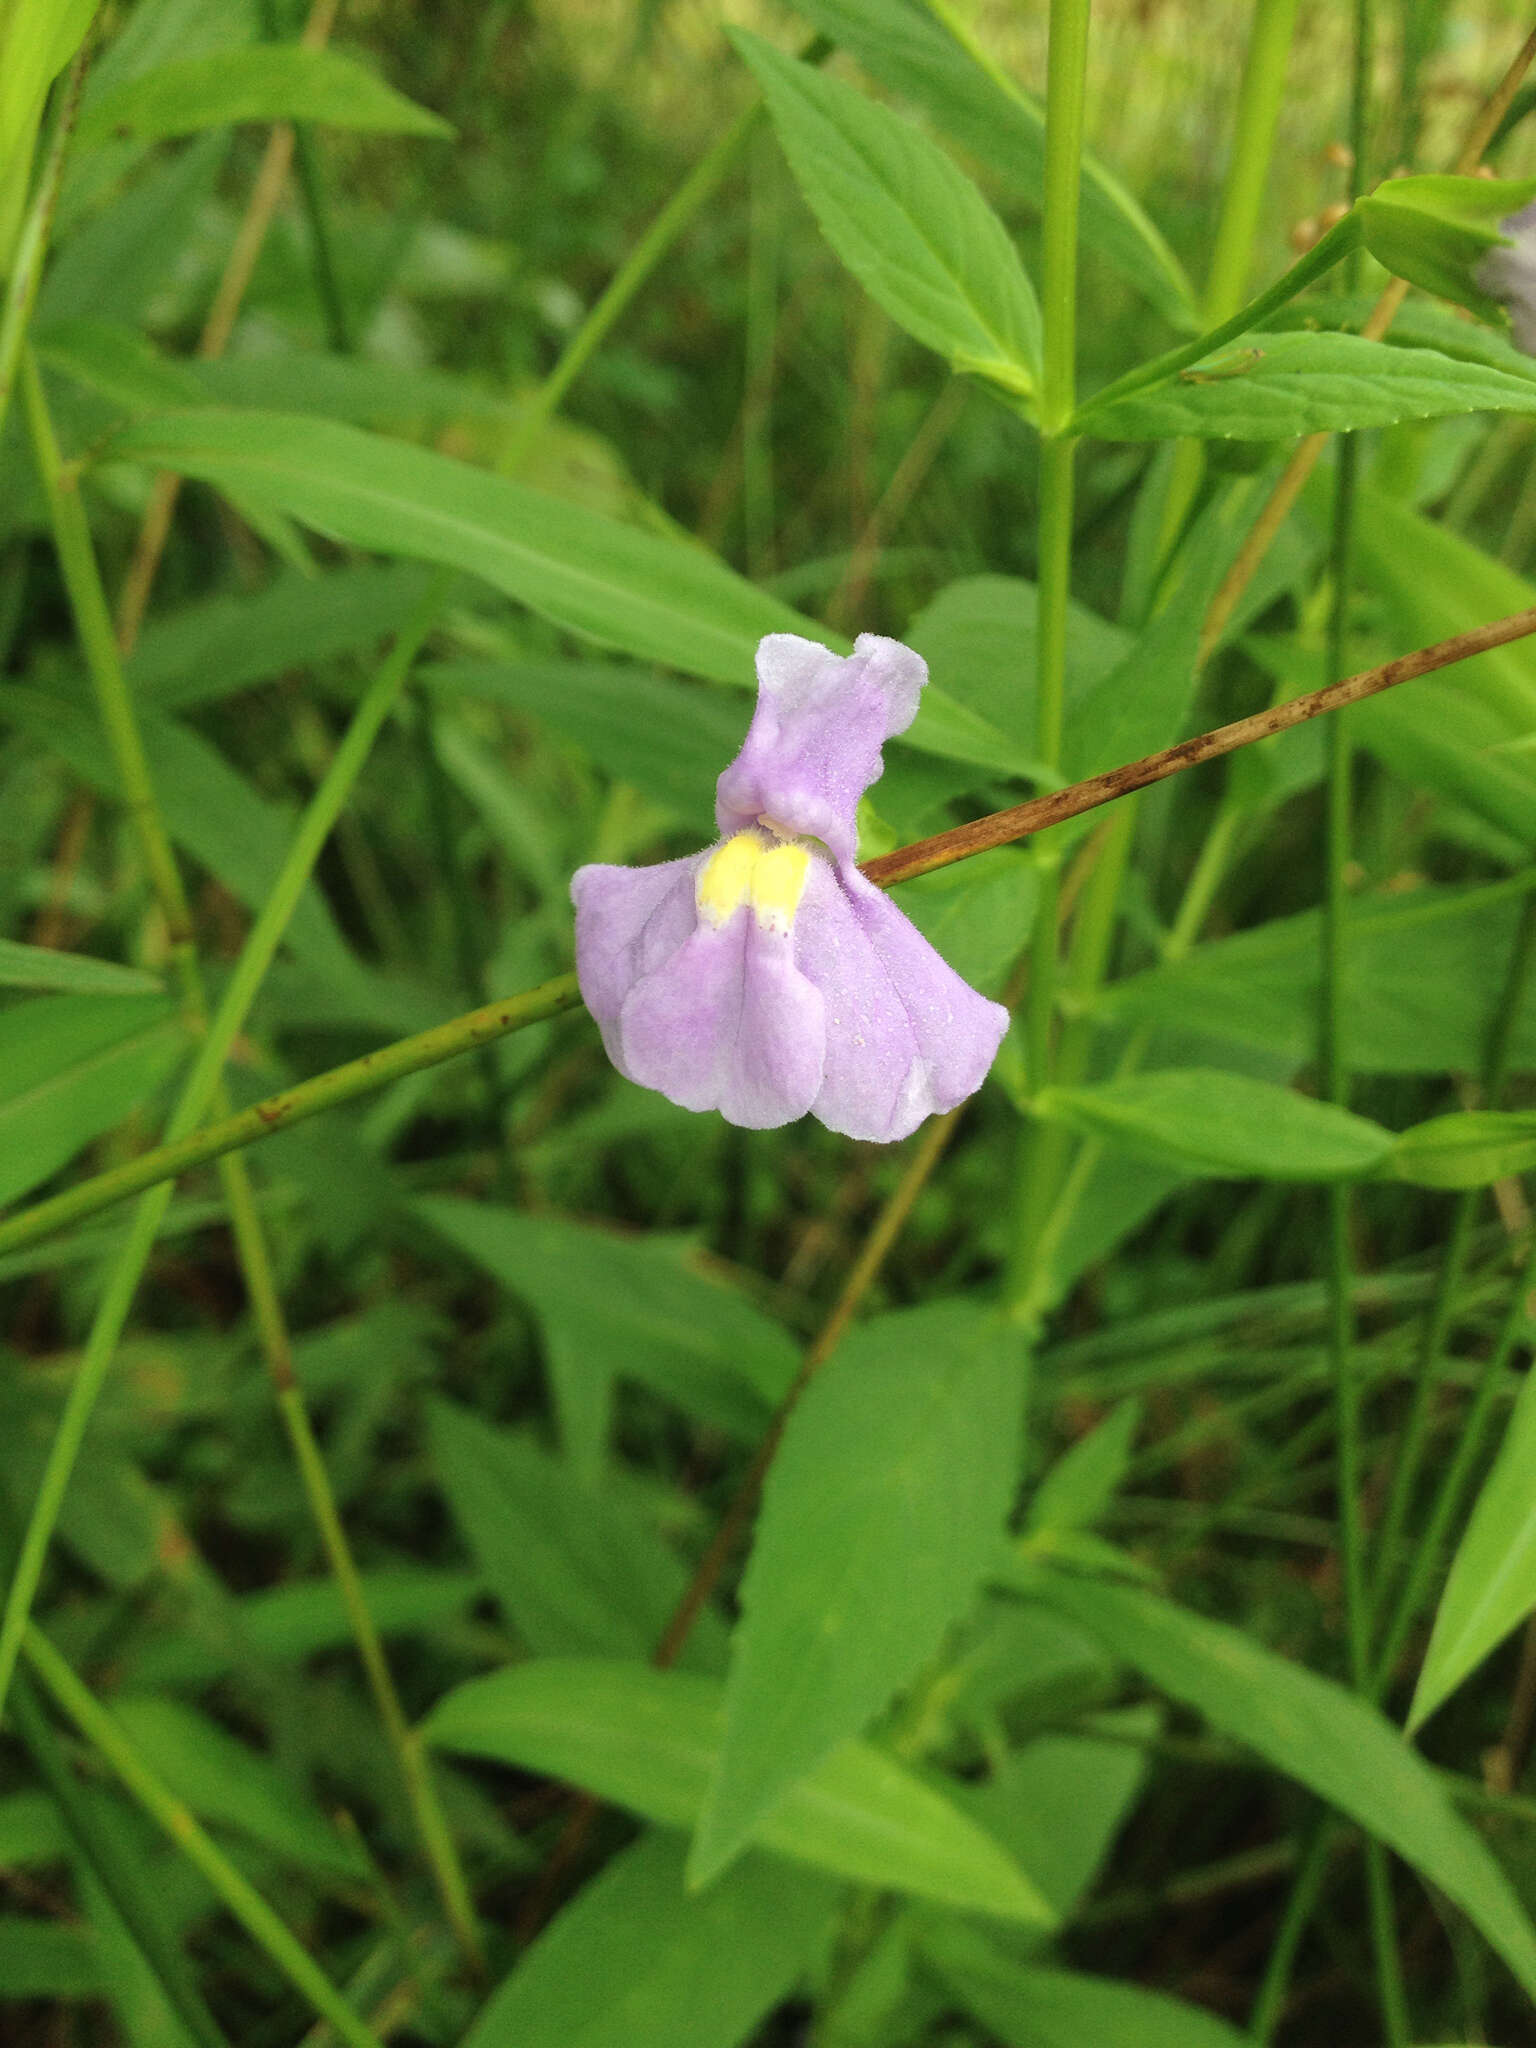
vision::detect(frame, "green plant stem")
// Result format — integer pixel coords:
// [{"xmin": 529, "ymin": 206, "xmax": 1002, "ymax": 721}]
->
[
  {"xmin": 1003, "ymin": 0, "xmax": 1090, "ymax": 1321},
  {"xmin": 1249, "ymin": 1818, "xmax": 1333, "ymax": 2038},
  {"xmin": 1204, "ymin": 0, "xmax": 1301, "ymax": 323},
  {"xmin": 0, "ymin": 976, "xmax": 581, "ymax": 1257},
  {"xmin": 1266, "ymin": 4, "xmax": 1407, "ymax": 2030},
  {"xmin": 21, "ymin": 350, "xmax": 193, "ymax": 946},
  {"xmin": 0, "ymin": 43, "xmax": 88, "ymax": 445},
  {"xmin": 9, "ymin": 603, "xmax": 1536, "ymax": 1263},
  {"xmin": 7, "ymin": 1669, "xmax": 231, "ymax": 2048},
  {"xmin": 413, "ymin": 692, "xmax": 502, "ymax": 1139},
  {"xmin": 1069, "ymin": 213, "xmax": 1356, "ymax": 431},
  {"xmin": 489, "ymin": 47, "xmax": 820, "ymax": 481},
  {"xmin": 1372, "ymin": 891, "xmax": 1536, "ymax": 1689},
  {"xmin": 1019, "ymin": 0, "xmax": 1298, "ymax": 1308},
  {"xmin": 10, "ymin": 361, "xmax": 484, "ymax": 1973},
  {"xmin": 1377, "ymin": 1225, "xmax": 1536, "ymax": 1700},
  {"xmin": 1371, "ymin": 890, "xmax": 1536, "ymax": 1622},
  {"xmin": 22, "ymin": 1627, "xmax": 387, "ymax": 2048},
  {"xmin": 1157, "ymin": 0, "xmax": 1300, "ymax": 549}
]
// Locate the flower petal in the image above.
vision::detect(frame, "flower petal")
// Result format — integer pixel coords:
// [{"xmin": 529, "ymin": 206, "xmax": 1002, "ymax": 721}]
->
[
  {"xmin": 619, "ymin": 910, "xmax": 826, "ymax": 1129},
  {"xmin": 794, "ymin": 862, "xmax": 1009, "ymax": 1143},
  {"xmin": 570, "ymin": 855, "xmax": 700, "ymax": 1070},
  {"xmin": 1480, "ymin": 200, "xmax": 1536, "ymax": 353},
  {"xmin": 715, "ymin": 633, "xmax": 926, "ymax": 863}
]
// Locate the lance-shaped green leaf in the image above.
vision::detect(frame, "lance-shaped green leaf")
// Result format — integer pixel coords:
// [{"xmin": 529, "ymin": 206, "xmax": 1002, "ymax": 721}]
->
[
  {"xmin": 690, "ymin": 1302, "xmax": 1025, "ymax": 1887},
  {"xmin": 784, "ymin": 0, "xmax": 1197, "ymax": 328},
  {"xmin": 77, "ymin": 46, "xmax": 453, "ymax": 147},
  {"xmin": 731, "ymin": 30, "xmax": 1040, "ymax": 399},
  {"xmin": 1033, "ymin": 1069, "xmax": 1394, "ymax": 1182},
  {"xmin": 1021, "ymin": 1571, "xmax": 1536, "ymax": 1999},
  {"xmin": 0, "ymin": 942, "xmax": 161, "ymax": 997},
  {"xmin": 416, "ymin": 1196, "xmax": 797, "ymax": 1451},
  {"xmin": 1385, "ymin": 1110, "xmax": 1536, "ymax": 1190},
  {"xmin": 109, "ymin": 1695, "xmax": 368, "ymax": 1881},
  {"xmin": 103, "ymin": 410, "xmax": 832, "ymax": 688},
  {"xmin": 1357, "ymin": 173, "xmax": 1536, "ymax": 323},
  {"xmin": 1410, "ymin": 1367, "xmax": 1536, "ymax": 1734},
  {"xmin": 1080, "ymin": 331, "xmax": 1536, "ymax": 442},
  {"xmin": 922, "ymin": 1921, "xmax": 1252, "ymax": 2048},
  {"xmin": 0, "ymin": 995, "xmax": 188, "ymax": 1210},
  {"xmin": 460, "ymin": 1831, "xmax": 832, "ymax": 2048},
  {"xmin": 429, "ymin": 1401, "xmax": 728, "ymax": 1672},
  {"xmin": 425, "ymin": 1658, "xmax": 1052, "ymax": 1922}
]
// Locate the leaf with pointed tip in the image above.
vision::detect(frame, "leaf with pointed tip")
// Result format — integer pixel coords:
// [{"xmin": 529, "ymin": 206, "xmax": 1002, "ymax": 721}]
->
[
  {"xmin": 459, "ymin": 1831, "xmax": 832, "ymax": 2048},
  {"xmin": 1385, "ymin": 1110, "xmax": 1536, "ymax": 1189},
  {"xmin": 924, "ymin": 1922, "xmax": 1251, "ymax": 2047},
  {"xmin": 732, "ymin": 30, "xmax": 1040, "ymax": 399},
  {"xmin": 0, "ymin": 942, "xmax": 161, "ymax": 997},
  {"xmin": 426, "ymin": 1657, "xmax": 1052, "ymax": 1922},
  {"xmin": 1079, "ymin": 332, "xmax": 1536, "ymax": 442},
  {"xmin": 0, "ymin": 995, "xmax": 186, "ymax": 1209},
  {"xmin": 1410, "ymin": 1367, "xmax": 1536, "ymax": 1733},
  {"xmin": 78, "ymin": 46, "xmax": 452, "ymax": 146},
  {"xmin": 1024, "ymin": 1572, "xmax": 1536, "ymax": 1998},
  {"xmin": 103, "ymin": 410, "xmax": 831, "ymax": 688},
  {"xmin": 1034, "ymin": 1069, "xmax": 1394, "ymax": 1182},
  {"xmin": 690, "ymin": 1302, "xmax": 1025, "ymax": 1887}
]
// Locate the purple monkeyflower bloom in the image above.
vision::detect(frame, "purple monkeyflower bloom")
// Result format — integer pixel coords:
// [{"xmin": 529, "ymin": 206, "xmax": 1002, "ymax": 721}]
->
[
  {"xmin": 571, "ymin": 634, "xmax": 1009, "ymax": 1142},
  {"xmin": 1478, "ymin": 198, "xmax": 1536, "ymax": 354}
]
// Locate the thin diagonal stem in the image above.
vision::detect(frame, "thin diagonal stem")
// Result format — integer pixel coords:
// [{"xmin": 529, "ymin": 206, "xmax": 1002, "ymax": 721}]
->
[
  {"xmin": 0, "ymin": 39, "xmax": 89, "ymax": 445},
  {"xmin": 23, "ymin": 1628, "xmax": 386, "ymax": 2048},
  {"xmin": 7, "ymin": 1670, "xmax": 230, "ymax": 2048},
  {"xmin": 1372, "ymin": 892, "xmax": 1536, "ymax": 1690},
  {"xmin": 6, "ymin": 610, "xmax": 1536, "ymax": 1261},
  {"xmin": 8, "ymin": 361, "xmax": 483, "ymax": 1973},
  {"xmin": 114, "ymin": 0, "xmax": 342, "ymax": 654},
  {"xmin": 1004, "ymin": 0, "xmax": 1090, "ymax": 1320}
]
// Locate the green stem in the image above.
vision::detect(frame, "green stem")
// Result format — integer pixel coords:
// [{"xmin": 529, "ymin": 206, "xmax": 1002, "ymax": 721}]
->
[
  {"xmin": 7, "ymin": 1669, "xmax": 231, "ymax": 2048},
  {"xmin": 413, "ymin": 691, "xmax": 503, "ymax": 1140},
  {"xmin": 1272, "ymin": 3, "xmax": 1408, "ymax": 2031},
  {"xmin": 1201, "ymin": 0, "xmax": 1301, "ymax": 324},
  {"xmin": 1154, "ymin": 0, "xmax": 1300, "ymax": 552},
  {"xmin": 1003, "ymin": 0, "xmax": 1090, "ymax": 1320},
  {"xmin": 1069, "ymin": 212, "xmax": 1358, "ymax": 432},
  {"xmin": 22, "ymin": 1628, "xmax": 387, "ymax": 2048},
  {"xmin": 21, "ymin": 350, "xmax": 193, "ymax": 943},
  {"xmin": 491, "ymin": 54, "xmax": 815, "ymax": 481},
  {"xmin": 1038, "ymin": 5, "xmax": 1089, "ymax": 439},
  {"xmin": 0, "ymin": 976, "xmax": 581, "ymax": 1257},
  {"xmin": 0, "ymin": 44, "xmax": 88, "ymax": 445},
  {"xmin": 10, "ymin": 364, "xmax": 484, "ymax": 1970},
  {"xmin": 256, "ymin": 0, "xmax": 350, "ymax": 350},
  {"xmin": 1250, "ymin": 1819, "xmax": 1333, "ymax": 2039},
  {"xmin": 217, "ymin": 1158, "xmax": 486, "ymax": 1976},
  {"xmin": 1368, "ymin": 888, "xmax": 1536, "ymax": 1638},
  {"xmin": 1376, "ymin": 1226, "xmax": 1536, "ymax": 1700}
]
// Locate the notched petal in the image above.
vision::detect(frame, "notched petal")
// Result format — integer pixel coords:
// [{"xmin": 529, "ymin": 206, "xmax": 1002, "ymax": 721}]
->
[{"xmin": 715, "ymin": 634, "xmax": 928, "ymax": 863}]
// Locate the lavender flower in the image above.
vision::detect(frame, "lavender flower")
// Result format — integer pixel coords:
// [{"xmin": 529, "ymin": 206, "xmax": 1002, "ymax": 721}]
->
[
  {"xmin": 1477, "ymin": 198, "xmax": 1536, "ymax": 354},
  {"xmin": 571, "ymin": 634, "xmax": 1009, "ymax": 1142}
]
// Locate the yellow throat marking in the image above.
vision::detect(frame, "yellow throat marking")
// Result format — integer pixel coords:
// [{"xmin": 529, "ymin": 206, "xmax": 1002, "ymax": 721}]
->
[{"xmin": 697, "ymin": 830, "xmax": 811, "ymax": 937}]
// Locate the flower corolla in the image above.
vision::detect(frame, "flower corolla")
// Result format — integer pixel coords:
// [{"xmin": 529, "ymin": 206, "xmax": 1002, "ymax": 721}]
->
[
  {"xmin": 571, "ymin": 634, "xmax": 1009, "ymax": 1143},
  {"xmin": 1477, "ymin": 197, "xmax": 1536, "ymax": 354}
]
